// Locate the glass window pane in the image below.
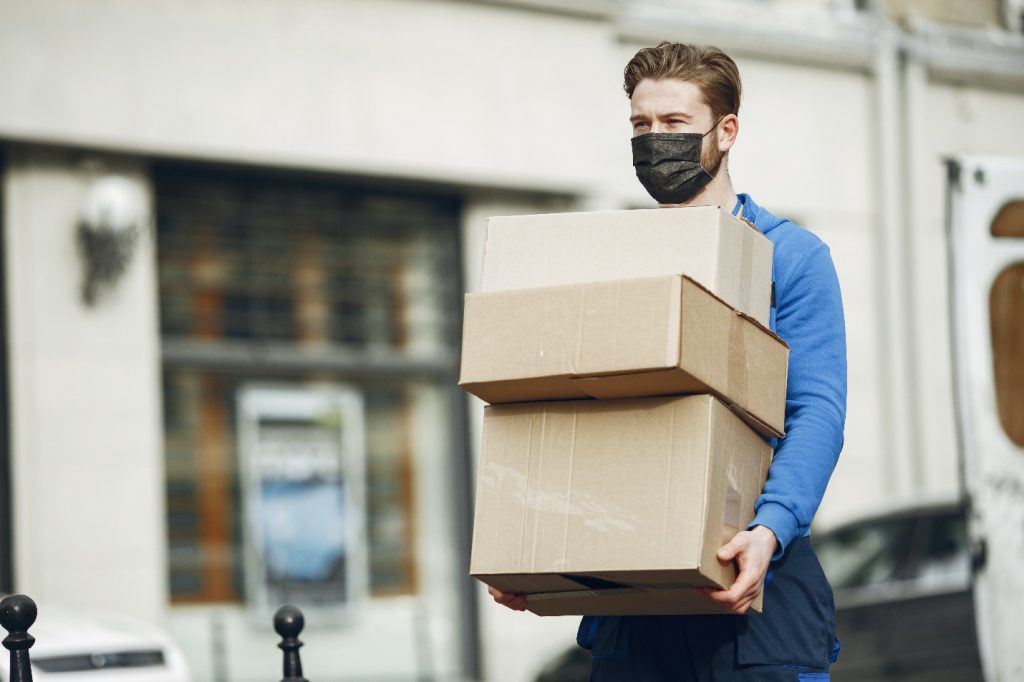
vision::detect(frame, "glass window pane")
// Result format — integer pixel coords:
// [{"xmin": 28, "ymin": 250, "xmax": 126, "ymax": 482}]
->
[
  {"xmin": 911, "ymin": 511, "xmax": 969, "ymax": 591},
  {"xmin": 815, "ymin": 516, "xmax": 916, "ymax": 589},
  {"xmin": 990, "ymin": 264, "xmax": 1024, "ymax": 447},
  {"xmin": 991, "ymin": 200, "xmax": 1024, "ymax": 237}
]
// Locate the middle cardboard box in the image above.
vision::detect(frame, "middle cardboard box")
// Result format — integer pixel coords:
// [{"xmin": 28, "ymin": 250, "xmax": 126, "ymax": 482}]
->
[{"xmin": 460, "ymin": 274, "xmax": 789, "ymax": 438}]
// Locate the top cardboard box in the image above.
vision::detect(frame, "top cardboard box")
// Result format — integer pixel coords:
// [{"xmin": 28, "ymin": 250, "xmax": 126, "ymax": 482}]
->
[{"xmin": 481, "ymin": 206, "xmax": 773, "ymax": 327}]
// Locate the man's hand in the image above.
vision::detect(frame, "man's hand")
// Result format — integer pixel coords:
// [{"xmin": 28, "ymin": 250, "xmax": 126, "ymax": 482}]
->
[
  {"xmin": 487, "ymin": 586, "xmax": 528, "ymax": 612},
  {"xmin": 701, "ymin": 525, "xmax": 778, "ymax": 614}
]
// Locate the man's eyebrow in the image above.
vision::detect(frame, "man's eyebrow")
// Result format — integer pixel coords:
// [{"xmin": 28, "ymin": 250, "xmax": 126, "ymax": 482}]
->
[{"xmin": 629, "ymin": 112, "xmax": 693, "ymax": 123}]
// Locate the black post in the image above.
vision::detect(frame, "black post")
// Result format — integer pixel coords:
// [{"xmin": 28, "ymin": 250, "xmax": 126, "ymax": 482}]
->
[
  {"xmin": 0, "ymin": 594, "xmax": 36, "ymax": 682},
  {"xmin": 273, "ymin": 605, "xmax": 308, "ymax": 682}
]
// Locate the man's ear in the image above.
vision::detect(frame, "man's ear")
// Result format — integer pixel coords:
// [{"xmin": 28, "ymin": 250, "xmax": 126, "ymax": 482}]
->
[{"xmin": 718, "ymin": 113, "xmax": 739, "ymax": 152}]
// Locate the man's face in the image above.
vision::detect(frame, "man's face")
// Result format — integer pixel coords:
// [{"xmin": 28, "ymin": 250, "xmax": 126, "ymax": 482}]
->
[{"xmin": 629, "ymin": 78, "xmax": 726, "ymax": 177}]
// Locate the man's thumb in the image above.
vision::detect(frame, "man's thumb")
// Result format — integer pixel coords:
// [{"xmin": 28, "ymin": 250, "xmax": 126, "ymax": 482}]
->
[{"xmin": 717, "ymin": 536, "xmax": 744, "ymax": 562}]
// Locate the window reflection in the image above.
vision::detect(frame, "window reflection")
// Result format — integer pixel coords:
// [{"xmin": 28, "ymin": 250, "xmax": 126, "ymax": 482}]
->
[
  {"xmin": 989, "ymin": 263, "xmax": 1024, "ymax": 448},
  {"xmin": 991, "ymin": 199, "xmax": 1024, "ymax": 238}
]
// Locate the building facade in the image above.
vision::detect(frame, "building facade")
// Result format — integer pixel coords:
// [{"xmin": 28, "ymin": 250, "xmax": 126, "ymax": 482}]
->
[{"xmin": 1, "ymin": 1, "xmax": 1023, "ymax": 680}]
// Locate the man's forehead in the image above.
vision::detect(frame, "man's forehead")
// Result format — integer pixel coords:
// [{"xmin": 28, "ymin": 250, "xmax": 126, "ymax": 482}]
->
[{"xmin": 630, "ymin": 78, "xmax": 710, "ymax": 116}]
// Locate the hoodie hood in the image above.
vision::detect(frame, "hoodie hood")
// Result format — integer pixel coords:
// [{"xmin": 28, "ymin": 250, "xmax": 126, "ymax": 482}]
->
[{"xmin": 738, "ymin": 193, "xmax": 788, "ymax": 236}]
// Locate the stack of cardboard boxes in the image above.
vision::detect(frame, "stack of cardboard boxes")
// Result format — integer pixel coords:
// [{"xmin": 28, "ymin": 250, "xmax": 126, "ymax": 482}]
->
[{"xmin": 459, "ymin": 206, "xmax": 789, "ymax": 616}]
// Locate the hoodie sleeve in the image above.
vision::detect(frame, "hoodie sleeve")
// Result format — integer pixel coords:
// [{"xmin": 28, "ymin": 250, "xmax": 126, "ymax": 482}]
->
[{"xmin": 749, "ymin": 240, "xmax": 847, "ymax": 558}]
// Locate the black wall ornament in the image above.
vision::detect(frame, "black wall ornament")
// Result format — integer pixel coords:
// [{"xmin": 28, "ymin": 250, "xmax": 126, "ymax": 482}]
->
[{"xmin": 77, "ymin": 176, "xmax": 145, "ymax": 307}]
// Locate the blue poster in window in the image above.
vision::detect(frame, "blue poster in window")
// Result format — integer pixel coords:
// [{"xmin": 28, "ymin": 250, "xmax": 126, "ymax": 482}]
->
[
  {"xmin": 239, "ymin": 386, "xmax": 367, "ymax": 623},
  {"xmin": 261, "ymin": 479, "xmax": 347, "ymax": 583}
]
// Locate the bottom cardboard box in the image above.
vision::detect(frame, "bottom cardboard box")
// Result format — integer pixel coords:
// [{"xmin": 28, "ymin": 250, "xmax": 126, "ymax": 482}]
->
[{"xmin": 470, "ymin": 395, "xmax": 772, "ymax": 615}]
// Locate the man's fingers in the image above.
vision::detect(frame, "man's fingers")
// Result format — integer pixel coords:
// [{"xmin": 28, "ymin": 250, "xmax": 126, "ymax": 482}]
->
[
  {"xmin": 720, "ymin": 568, "xmax": 758, "ymax": 601},
  {"xmin": 706, "ymin": 584, "xmax": 759, "ymax": 610},
  {"xmin": 730, "ymin": 595, "xmax": 757, "ymax": 614},
  {"xmin": 706, "ymin": 568, "xmax": 762, "ymax": 606},
  {"xmin": 487, "ymin": 586, "xmax": 528, "ymax": 611},
  {"xmin": 706, "ymin": 528, "xmax": 772, "ymax": 611}
]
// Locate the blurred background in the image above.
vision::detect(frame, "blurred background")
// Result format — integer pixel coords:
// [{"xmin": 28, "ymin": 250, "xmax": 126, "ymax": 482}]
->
[{"xmin": 0, "ymin": 0, "xmax": 1022, "ymax": 680}]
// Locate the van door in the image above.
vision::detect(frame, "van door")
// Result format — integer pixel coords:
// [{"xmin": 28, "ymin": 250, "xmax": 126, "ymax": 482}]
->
[{"xmin": 947, "ymin": 155, "xmax": 1024, "ymax": 682}]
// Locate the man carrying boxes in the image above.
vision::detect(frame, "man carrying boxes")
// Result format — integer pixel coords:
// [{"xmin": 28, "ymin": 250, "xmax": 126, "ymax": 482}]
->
[{"xmin": 469, "ymin": 42, "xmax": 846, "ymax": 680}]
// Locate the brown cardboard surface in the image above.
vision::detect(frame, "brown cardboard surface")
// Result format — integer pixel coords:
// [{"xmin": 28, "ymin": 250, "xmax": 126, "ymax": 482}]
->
[
  {"xmin": 460, "ymin": 275, "xmax": 789, "ymax": 438},
  {"xmin": 526, "ymin": 586, "xmax": 736, "ymax": 617},
  {"xmin": 470, "ymin": 395, "xmax": 772, "ymax": 616},
  {"xmin": 480, "ymin": 206, "xmax": 773, "ymax": 326}
]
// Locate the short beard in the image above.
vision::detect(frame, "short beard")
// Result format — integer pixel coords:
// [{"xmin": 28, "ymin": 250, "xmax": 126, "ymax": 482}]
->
[{"xmin": 700, "ymin": 136, "xmax": 725, "ymax": 180}]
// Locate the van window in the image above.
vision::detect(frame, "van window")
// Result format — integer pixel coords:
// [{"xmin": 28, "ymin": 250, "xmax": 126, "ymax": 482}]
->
[
  {"xmin": 814, "ymin": 516, "xmax": 917, "ymax": 590},
  {"xmin": 991, "ymin": 200, "xmax": 1024, "ymax": 237},
  {"xmin": 990, "ymin": 264, "xmax": 1024, "ymax": 448},
  {"xmin": 912, "ymin": 511, "xmax": 969, "ymax": 591}
]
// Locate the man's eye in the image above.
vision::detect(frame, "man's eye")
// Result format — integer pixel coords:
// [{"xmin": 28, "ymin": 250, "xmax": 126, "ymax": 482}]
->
[{"xmin": 634, "ymin": 122, "xmax": 649, "ymax": 130}]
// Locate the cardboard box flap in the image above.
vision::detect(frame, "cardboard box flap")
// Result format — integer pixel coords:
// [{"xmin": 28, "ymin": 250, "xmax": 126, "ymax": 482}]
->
[
  {"xmin": 472, "ymin": 570, "xmax": 714, "ymax": 596},
  {"xmin": 474, "ymin": 573, "xmax": 592, "ymax": 595},
  {"xmin": 679, "ymin": 273, "xmax": 787, "ymax": 346},
  {"xmin": 525, "ymin": 586, "xmax": 763, "ymax": 616},
  {"xmin": 723, "ymin": 403, "xmax": 782, "ymax": 441}
]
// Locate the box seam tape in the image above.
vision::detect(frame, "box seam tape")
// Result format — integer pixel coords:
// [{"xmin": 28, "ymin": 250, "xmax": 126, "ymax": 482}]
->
[
  {"xmin": 661, "ymin": 406, "xmax": 676, "ymax": 568},
  {"xmin": 523, "ymin": 412, "xmax": 536, "ymax": 572},
  {"xmin": 562, "ymin": 407, "xmax": 578, "ymax": 571}
]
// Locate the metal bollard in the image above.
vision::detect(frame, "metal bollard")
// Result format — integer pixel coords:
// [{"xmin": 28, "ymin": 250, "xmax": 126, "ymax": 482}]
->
[
  {"xmin": 0, "ymin": 594, "xmax": 37, "ymax": 682},
  {"xmin": 273, "ymin": 605, "xmax": 308, "ymax": 682}
]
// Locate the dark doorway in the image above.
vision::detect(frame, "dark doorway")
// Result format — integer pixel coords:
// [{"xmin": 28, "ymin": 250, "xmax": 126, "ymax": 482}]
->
[{"xmin": 0, "ymin": 145, "xmax": 12, "ymax": 594}]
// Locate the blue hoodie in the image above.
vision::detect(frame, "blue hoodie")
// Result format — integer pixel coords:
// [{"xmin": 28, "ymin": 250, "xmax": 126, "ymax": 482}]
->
[
  {"xmin": 736, "ymin": 193, "xmax": 847, "ymax": 556},
  {"xmin": 575, "ymin": 195, "xmax": 847, "ymax": 655}
]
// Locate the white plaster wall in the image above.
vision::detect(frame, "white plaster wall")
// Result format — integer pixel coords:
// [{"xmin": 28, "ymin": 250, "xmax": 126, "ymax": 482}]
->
[
  {"xmin": 727, "ymin": 58, "xmax": 887, "ymax": 530},
  {"xmin": 3, "ymin": 147, "xmax": 167, "ymax": 622},
  {"xmin": 0, "ymin": 0, "xmax": 621, "ymax": 195}
]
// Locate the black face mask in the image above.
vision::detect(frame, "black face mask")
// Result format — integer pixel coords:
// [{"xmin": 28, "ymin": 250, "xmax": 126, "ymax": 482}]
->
[{"xmin": 631, "ymin": 119, "xmax": 722, "ymax": 204}]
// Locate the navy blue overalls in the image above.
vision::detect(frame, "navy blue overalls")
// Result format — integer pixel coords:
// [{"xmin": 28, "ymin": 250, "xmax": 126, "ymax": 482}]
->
[{"xmin": 579, "ymin": 537, "xmax": 838, "ymax": 680}]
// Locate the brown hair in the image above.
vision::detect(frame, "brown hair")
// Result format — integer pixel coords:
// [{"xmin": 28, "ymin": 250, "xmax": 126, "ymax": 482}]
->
[{"xmin": 623, "ymin": 42, "xmax": 742, "ymax": 119}]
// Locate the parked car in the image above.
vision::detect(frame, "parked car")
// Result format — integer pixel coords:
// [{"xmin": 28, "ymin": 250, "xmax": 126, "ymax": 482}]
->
[
  {"xmin": 533, "ymin": 502, "xmax": 982, "ymax": 682},
  {"xmin": 0, "ymin": 597, "xmax": 191, "ymax": 682},
  {"xmin": 815, "ymin": 502, "xmax": 982, "ymax": 682}
]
